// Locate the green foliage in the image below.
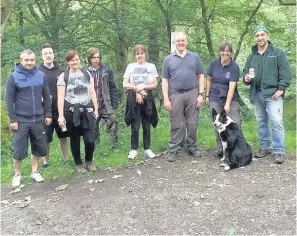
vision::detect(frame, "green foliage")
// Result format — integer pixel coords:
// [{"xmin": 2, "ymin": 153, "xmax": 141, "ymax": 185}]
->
[
  {"xmin": 1, "ymin": 101, "xmax": 295, "ymax": 185},
  {"xmin": 1, "ymin": 0, "xmax": 296, "ymax": 185},
  {"xmin": 1, "ymin": 103, "xmax": 13, "ymax": 167}
]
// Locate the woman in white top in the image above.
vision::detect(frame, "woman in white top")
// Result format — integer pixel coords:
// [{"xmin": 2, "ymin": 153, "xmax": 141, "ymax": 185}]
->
[{"xmin": 123, "ymin": 45, "xmax": 159, "ymax": 160}]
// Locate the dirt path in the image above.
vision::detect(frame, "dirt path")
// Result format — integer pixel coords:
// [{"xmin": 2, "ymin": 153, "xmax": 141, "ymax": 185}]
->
[{"xmin": 1, "ymin": 152, "xmax": 296, "ymax": 235}]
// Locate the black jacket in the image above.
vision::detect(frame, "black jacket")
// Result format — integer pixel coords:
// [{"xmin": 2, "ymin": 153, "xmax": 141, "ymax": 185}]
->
[
  {"xmin": 39, "ymin": 62, "xmax": 64, "ymax": 116},
  {"xmin": 124, "ymin": 90, "xmax": 158, "ymax": 128},
  {"xmin": 86, "ymin": 64, "xmax": 118, "ymax": 114}
]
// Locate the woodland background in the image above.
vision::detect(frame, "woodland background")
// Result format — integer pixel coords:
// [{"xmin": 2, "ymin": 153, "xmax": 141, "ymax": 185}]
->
[{"xmin": 0, "ymin": 0, "xmax": 296, "ymax": 183}]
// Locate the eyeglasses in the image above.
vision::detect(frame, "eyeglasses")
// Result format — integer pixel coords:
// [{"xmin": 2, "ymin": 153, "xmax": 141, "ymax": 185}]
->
[{"xmin": 92, "ymin": 57, "xmax": 100, "ymax": 59}]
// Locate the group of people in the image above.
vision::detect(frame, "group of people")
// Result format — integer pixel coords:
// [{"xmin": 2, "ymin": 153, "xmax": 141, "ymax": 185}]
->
[{"xmin": 6, "ymin": 25, "xmax": 292, "ymax": 188}]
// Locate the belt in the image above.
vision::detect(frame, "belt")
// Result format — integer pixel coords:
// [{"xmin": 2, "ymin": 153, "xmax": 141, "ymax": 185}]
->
[{"xmin": 177, "ymin": 88, "xmax": 194, "ymax": 94}]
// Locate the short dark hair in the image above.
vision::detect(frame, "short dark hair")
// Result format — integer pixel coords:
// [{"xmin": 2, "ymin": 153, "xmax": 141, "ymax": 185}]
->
[
  {"xmin": 219, "ymin": 40, "xmax": 233, "ymax": 53},
  {"xmin": 20, "ymin": 49, "xmax": 35, "ymax": 58},
  {"xmin": 87, "ymin": 47, "xmax": 102, "ymax": 65},
  {"xmin": 41, "ymin": 43, "xmax": 53, "ymax": 50},
  {"xmin": 65, "ymin": 50, "xmax": 79, "ymax": 62}
]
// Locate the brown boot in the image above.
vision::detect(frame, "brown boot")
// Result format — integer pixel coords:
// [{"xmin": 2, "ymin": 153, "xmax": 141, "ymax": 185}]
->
[{"xmin": 85, "ymin": 162, "xmax": 96, "ymax": 172}]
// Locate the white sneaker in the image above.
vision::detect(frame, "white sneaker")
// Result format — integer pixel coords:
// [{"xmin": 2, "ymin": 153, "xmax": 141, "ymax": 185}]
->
[
  {"xmin": 31, "ymin": 172, "xmax": 44, "ymax": 183},
  {"xmin": 128, "ymin": 150, "xmax": 138, "ymax": 159},
  {"xmin": 12, "ymin": 174, "xmax": 21, "ymax": 188},
  {"xmin": 144, "ymin": 149, "xmax": 156, "ymax": 159}
]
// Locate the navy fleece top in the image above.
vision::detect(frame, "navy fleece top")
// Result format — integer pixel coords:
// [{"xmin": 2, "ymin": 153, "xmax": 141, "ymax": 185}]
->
[{"xmin": 6, "ymin": 63, "xmax": 52, "ymax": 123}]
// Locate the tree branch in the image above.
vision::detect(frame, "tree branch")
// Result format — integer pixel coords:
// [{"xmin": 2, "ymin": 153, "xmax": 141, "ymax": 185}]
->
[
  {"xmin": 233, "ymin": 0, "xmax": 264, "ymax": 61},
  {"xmin": 279, "ymin": 0, "xmax": 296, "ymax": 6}
]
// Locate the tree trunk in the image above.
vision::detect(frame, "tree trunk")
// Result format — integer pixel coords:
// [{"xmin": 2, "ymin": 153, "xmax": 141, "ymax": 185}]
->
[
  {"xmin": 199, "ymin": 0, "xmax": 215, "ymax": 59},
  {"xmin": 155, "ymin": 0, "xmax": 172, "ymax": 52},
  {"xmin": 148, "ymin": 26, "xmax": 159, "ymax": 64},
  {"xmin": 1, "ymin": 0, "xmax": 14, "ymax": 37},
  {"xmin": 18, "ymin": 11, "xmax": 25, "ymax": 46},
  {"xmin": 113, "ymin": 0, "xmax": 128, "ymax": 72}
]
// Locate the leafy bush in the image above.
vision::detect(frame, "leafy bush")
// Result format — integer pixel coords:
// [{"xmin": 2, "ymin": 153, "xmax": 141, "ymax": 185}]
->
[{"xmin": 1, "ymin": 103, "xmax": 12, "ymax": 166}]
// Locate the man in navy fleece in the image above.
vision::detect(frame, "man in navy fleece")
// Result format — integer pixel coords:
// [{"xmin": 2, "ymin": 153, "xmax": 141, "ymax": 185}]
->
[{"xmin": 6, "ymin": 49, "xmax": 52, "ymax": 187}]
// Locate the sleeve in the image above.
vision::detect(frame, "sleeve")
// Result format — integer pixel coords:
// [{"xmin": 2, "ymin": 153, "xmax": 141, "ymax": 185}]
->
[
  {"xmin": 277, "ymin": 50, "xmax": 292, "ymax": 90},
  {"xmin": 229, "ymin": 63, "xmax": 240, "ymax": 82},
  {"xmin": 151, "ymin": 64, "xmax": 159, "ymax": 78},
  {"xmin": 42, "ymin": 76, "xmax": 52, "ymax": 118},
  {"xmin": 5, "ymin": 75, "xmax": 17, "ymax": 123},
  {"xmin": 161, "ymin": 57, "xmax": 169, "ymax": 79},
  {"xmin": 108, "ymin": 67, "xmax": 118, "ymax": 109},
  {"xmin": 242, "ymin": 54, "xmax": 252, "ymax": 85},
  {"xmin": 207, "ymin": 61, "xmax": 214, "ymax": 77},
  {"xmin": 57, "ymin": 72, "xmax": 66, "ymax": 86},
  {"xmin": 123, "ymin": 64, "xmax": 131, "ymax": 80},
  {"xmin": 195, "ymin": 54, "xmax": 204, "ymax": 75}
]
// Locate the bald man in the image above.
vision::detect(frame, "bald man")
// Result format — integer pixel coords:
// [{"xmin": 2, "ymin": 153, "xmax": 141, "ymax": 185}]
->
[
  {"xmin": 162, "ymin": 32, "xmax": 205, "ymax": 162},
  {"xmin": 6, "ymin": 49, "xmax": 52, "ymax": 187}
]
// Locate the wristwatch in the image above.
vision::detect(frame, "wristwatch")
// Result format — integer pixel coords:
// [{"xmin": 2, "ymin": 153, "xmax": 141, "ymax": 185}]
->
[{"xmin": 198, "ymin": 92, "xmax": 204, "ymax": 97}]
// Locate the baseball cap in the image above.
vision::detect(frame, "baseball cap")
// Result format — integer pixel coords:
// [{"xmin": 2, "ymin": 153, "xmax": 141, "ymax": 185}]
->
[{"xmin": 253, "ymin": 25, "xmax": 268, "ymax": 35}]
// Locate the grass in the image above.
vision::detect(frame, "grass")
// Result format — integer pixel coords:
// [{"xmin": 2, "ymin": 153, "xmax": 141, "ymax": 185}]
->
[{"xmin": 1, "ymin": 99, "xmax": 295, "ymax": 185}]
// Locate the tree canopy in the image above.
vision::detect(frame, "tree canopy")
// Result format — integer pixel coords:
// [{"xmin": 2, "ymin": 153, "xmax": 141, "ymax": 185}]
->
[{"xmin": 1, "ymin": 0, "xmax": 296, "ymax": 77}]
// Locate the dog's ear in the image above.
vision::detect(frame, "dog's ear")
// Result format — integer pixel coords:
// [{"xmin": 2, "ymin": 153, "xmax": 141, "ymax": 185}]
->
[
  {"xmin": 212, "ymin": 109, "xmax": 218, "ymax": 117},
  {"xmin": 221, "ymin": 109, "xmax": 227, "ymax": 117}
]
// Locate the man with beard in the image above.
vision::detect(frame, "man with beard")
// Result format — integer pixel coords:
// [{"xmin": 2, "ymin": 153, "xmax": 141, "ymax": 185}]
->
[{"xmin": 243, "ymin": 25, "xmax": 292, "ymax": 164}]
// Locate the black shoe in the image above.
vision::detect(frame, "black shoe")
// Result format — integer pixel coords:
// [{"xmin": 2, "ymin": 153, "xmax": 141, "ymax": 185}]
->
[
  {"xmin": 217, "ymin": 150, "xmax": 223, "ymax": 158},
  {"xmin": 254, "ymin": 148, "xmax": 272, "ymax": 158},
  {"xmin": 188, "ymin": 150, "xmax": 202, "ymax": 158},
  {"xmin": 167, "ymin": 151, "xmax": 179, "ymax": 162},
  {"xmin": 42, "ymin": 164, "xmax": 49, "ymax": 168},
  {"xmin": 273, "ymin": 154, "xmax": 285, "ymax": 164}
]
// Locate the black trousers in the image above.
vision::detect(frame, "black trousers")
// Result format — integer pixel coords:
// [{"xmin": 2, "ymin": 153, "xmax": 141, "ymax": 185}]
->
[
  {"xmin": 131, "ymin": 104, "xmax": 151, "ymax": 150},
  {"xmin": 65, "ymin": 111, "xmax": 95, "ymax": 165}
]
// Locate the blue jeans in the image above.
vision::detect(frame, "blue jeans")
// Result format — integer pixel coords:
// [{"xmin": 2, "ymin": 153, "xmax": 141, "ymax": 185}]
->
[{"xmin": 253, "ymin": 91, "xmax": 285, "ymax": 154}]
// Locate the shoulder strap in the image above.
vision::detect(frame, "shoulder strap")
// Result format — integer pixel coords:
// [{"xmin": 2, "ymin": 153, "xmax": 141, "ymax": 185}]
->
[
  {"xmin": 64, "ymin": 68, "xmax": 70, "ymax": 86},
  {"xmin": 82, "ymin": 70, "xmax": 91, "ymax": 82},
  {"xmin": 64, "ymin": 69, "xmax": 90, "ymax": 87}
]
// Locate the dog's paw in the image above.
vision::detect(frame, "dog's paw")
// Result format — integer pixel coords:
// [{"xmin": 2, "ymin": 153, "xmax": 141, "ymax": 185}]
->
[
  {"xmin": 224, "ymin": 165, "xmax": 230, "ymax": 171},
  {"xmin": 219, "ymin": 162, "xmax": 228, "ymax": 167}
]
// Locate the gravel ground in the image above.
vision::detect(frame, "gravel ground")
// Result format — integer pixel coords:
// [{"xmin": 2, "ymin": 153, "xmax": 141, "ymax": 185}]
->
[{"xmin": 1, "ymin": 152, "xmax": 296, "ymax": 235}]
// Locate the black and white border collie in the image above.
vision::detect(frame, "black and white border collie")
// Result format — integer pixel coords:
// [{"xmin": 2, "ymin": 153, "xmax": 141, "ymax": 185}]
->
[{"xmin": 212, "ymin": 109, "xmax": 252, "ymax": 171}]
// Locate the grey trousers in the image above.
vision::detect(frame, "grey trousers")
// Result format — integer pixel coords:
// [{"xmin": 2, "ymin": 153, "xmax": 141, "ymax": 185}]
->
[
  {"xmin": 209, "ymin": 100, "xmax": 241, "ymax": 151},
  {"xmin": 169, "ymin": 88, "xmax": 199, "ymax": 153}
]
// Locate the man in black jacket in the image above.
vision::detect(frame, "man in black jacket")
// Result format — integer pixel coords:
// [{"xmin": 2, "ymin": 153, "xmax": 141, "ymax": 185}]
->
[
  {"xmin": 86, "ymin": 48, "xmax": 118, "ymax": 149},
  {"xmin": 39, "ymin": 43, "xmax": 69, "ymax": 167}
]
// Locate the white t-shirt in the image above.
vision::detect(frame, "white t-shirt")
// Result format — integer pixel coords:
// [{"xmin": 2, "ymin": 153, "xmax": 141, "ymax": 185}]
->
[
  {"xmin": 123, "ymin": 62, "xmax": 158, "ymax": 86},
  {"xmin": 57, "ymin": 70, "xmax": 94, "ymax": 106}
]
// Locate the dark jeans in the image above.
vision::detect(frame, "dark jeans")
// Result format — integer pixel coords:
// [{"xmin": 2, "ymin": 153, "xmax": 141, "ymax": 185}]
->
[{"xmin": 131, "ymin": 104, "xmax": 151, "ymax": 150}]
